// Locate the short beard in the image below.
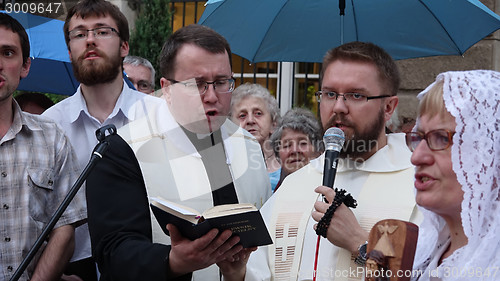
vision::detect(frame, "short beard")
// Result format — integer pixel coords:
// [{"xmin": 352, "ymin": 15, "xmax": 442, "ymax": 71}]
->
[
  {"xmin": 324, "ymin": 108, "xmax": 386, "ymax": 160},
  {"xmin": 72, "ymin": 49, "xmax": 122, "ymax": 86}
]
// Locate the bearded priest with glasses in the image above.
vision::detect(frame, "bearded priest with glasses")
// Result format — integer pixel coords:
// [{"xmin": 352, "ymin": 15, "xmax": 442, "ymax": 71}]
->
[{"xmin": 221, "ymin": 42, "xmax": 423, "ymax": 281}]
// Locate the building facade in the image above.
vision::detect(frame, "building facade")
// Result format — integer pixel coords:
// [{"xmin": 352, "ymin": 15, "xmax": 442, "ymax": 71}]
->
[{"xmin": 2, "ymin": 0, "xmax": 498, "ymax": 130}]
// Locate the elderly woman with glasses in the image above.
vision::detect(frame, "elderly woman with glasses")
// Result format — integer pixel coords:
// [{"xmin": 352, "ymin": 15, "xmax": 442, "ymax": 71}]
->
[{"xmin": 406, "ymin": 70, "xmax": 500, "ymax": 281}]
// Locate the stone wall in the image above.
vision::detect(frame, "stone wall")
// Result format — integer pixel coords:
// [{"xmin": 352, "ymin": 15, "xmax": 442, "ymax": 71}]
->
[{"xmin": 392, "ymin": 0, "xmax": 499, "ymax": 131}]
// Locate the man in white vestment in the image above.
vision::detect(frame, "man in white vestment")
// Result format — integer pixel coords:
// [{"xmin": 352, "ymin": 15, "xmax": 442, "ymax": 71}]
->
[
  {"xmin": 85, "ymin": 24, "xmax": 272, "ymax": 281},
  {"xmin": 221, "ymin": 42, "xmax": 421, "ymax": 281}
]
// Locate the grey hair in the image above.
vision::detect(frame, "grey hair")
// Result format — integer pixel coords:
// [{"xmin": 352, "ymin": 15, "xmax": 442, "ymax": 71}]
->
[
  {"xmin": 230, "ymin": 83, "xmax": 281, "ymax": 125},
  {"xmin": 123, "ymin": 55, "xmax": 155, "ymax": 83},
  {"xmin": 270, "ymin": 108, "xmax": 324, "ymax": 156}
]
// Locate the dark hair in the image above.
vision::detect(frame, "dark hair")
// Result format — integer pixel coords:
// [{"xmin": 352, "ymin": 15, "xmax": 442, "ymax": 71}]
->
[
  {"xmin": 63, "ymin": 0, "xmax": 129, "ymax": 47},
  {"xmin": 0, "ymin": 13, "xmax": 30, "ymax": 65},
  {"xmin": 321, "ymin": 42, "xmax": 400, "ymax": 96},
  {"xmin": 15, "ymin": 92, "xmax": 54, "ymax": 111},
  {"xmin": 159, "ymin": 24, "xmax": 232, "ymax": 79}
]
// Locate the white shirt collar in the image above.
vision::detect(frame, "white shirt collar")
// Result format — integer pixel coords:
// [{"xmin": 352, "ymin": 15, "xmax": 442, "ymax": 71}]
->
[
  {"xmin": 68, "ymin": 80, "xmax": 140, "ymax": 124},
  {"xmin": 155, "ymin": 108, "xmax": 247, "ymax": 165}
]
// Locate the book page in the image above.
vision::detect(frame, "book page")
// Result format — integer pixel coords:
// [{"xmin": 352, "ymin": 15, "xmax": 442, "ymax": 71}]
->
[
  {"xmin": 150, "ymin": 197, "xmax": 200, "ymax": 216},
  {"xmin": 203, "ymin": 203, "xmax": 256, "ymax": 219}
]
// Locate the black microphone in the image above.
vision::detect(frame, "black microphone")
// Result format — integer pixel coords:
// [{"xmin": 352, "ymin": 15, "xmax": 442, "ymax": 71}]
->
[{"xmin": 322, "ymin": 127, "xmax": 345, "ymax": 188}]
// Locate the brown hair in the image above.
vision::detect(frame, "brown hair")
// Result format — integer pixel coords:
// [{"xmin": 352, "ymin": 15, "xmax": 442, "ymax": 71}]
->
[
  {"xmin": 158, "ymin": 24, "xmax": 232, "ymax": 79},
  {"xmin": 321, "ymin": 41, "xmax": 400, "ymax": 96},
  {"xmin": 0, "ymin": 13, "xmax": 30, "ymax": 65},
  {"xmin": 63, "ymin": 0, "xmax": 129, "ymax": 47},
  {"xmin": 15, "ymin": 92, "xmax": 54, "ymax": 111}
]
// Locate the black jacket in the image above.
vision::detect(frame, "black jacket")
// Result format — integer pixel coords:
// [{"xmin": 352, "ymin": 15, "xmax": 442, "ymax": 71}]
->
[{"xmin": 86, "ymin": 134, "xmax": 191, "ymax": 281}]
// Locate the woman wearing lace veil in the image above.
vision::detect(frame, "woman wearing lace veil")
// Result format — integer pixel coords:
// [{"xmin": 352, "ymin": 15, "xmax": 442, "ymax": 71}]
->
[{"xmin": 406, "ymin": 70, "xmax": 500, "ymax": 281}]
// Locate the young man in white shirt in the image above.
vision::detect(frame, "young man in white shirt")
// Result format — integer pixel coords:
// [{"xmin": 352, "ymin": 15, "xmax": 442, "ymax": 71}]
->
[{"xmin": 43, "ymin": 1, "xmax": 164, "ymax": 280}]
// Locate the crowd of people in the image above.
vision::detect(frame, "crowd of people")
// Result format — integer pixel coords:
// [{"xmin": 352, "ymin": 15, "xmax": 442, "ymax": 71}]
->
[{"xmin": 1, "ymin": 1, "xmax": 498, "ymax": 281}]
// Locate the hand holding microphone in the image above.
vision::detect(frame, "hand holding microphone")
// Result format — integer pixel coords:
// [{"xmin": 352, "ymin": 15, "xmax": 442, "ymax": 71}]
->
[{"xmin": 315, "ymin": 127, "xmax": 357, "ymax": 238}]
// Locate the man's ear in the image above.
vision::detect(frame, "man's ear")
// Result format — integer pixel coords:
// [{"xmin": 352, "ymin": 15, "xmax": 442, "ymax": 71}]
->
[
  {"xmin": 20, "ymin": 57, "xmax": 31, "ymax": 79},
  {"xmin": 384, "ymin": 96, "xmax": 399, "ymax": 122},
  {"xmin": 120, "ymin": 41, "xmax": 129, "ymax": 58},
  {"xmin": 160, "ymin": 77, "xmax": 172, "ymax": 104}
]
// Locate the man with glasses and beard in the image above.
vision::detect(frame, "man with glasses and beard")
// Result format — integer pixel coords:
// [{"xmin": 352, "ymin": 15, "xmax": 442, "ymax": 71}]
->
[
  {"xmin": 42, "ymin": 1, "xmax": 164, "ymax": 280},
  {"xmin": 221, "ymin": 42, "xmax": 422, "ymax": 281}
]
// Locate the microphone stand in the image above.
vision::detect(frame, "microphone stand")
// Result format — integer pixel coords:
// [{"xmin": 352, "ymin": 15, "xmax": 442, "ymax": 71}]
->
[{"xmin": 10, "ymin": 124, "xmax": 117, "ymax": 281}]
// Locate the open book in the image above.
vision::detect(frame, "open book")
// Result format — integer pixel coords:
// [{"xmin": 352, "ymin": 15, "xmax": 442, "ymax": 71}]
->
[{"xmin": 150, "ymin": 197, "xmax": 273, "ymax": 248}]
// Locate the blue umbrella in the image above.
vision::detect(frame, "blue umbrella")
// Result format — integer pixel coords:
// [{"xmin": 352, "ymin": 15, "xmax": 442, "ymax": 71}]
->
[
  {"xmin": 2, "ymin": 11, "xmax": 80, "ymax": 95},
  {"xmin": 199, "ymin": 0, "xmax": 500, "ymax": 63}
]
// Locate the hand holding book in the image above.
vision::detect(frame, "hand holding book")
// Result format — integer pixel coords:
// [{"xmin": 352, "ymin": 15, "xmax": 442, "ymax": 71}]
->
[
  {"xmin": 167, "ymin": 223, "xmax": 243, "ymax": 276},
  {"xmin": 150, "ymin": 197, "xmax": 273, "ymax": 248}
]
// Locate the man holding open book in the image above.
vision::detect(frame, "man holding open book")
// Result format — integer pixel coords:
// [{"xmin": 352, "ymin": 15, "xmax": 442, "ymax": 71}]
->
[{"xmin": 85, "ymin": 24, "xmax": 272, "ymax": 281}]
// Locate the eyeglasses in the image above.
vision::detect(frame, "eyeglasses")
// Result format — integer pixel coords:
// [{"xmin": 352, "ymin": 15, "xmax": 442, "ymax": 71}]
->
[
  {"xmin": 167, "ymin": 78, "xmax": 235, "ymax": 95},
  {"xmin": 135, "ymin": 81, "xmax": 154, "ymax": 92},
  {"xmin": 405, "ymin": 129, "xmax": 455, "ymax": 152},
  {"xmin": 315, "ymin": 91, "xmax": 390, "ymax": 104},
  {"xmin": 68, "ymin": 27, "xmax": 119, "ymax": 41}
]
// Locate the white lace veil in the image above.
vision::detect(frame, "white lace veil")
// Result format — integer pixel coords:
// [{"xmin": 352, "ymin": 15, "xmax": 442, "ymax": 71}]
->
[{"xmin": 412, "ymin": 70, "xmax": 500, "ymax": 280}]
